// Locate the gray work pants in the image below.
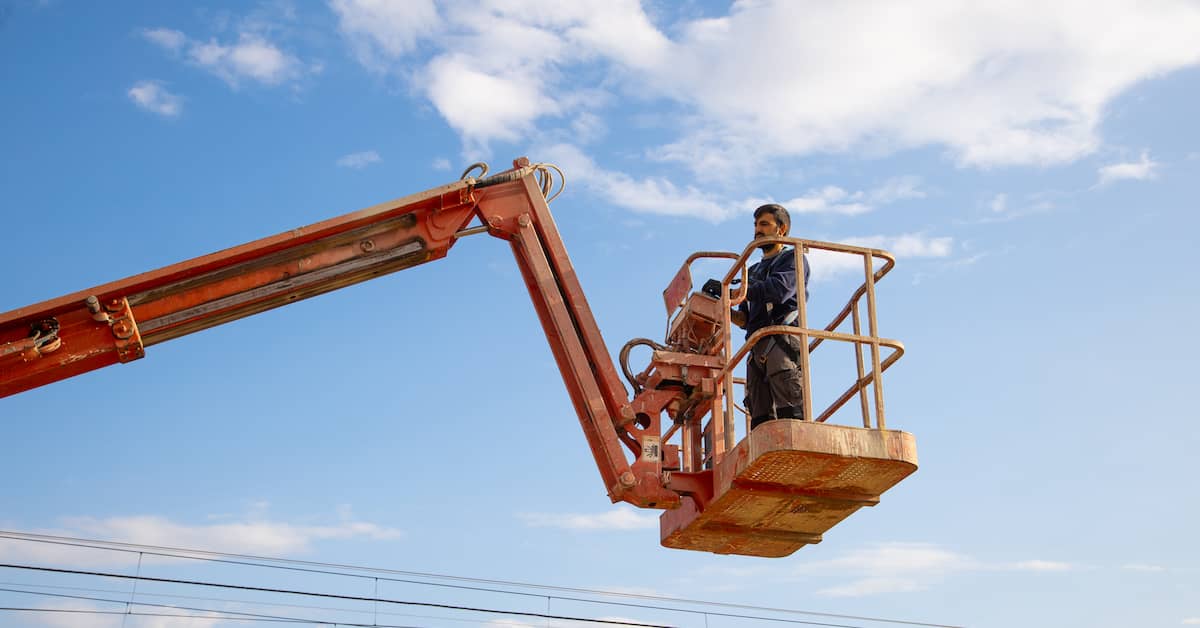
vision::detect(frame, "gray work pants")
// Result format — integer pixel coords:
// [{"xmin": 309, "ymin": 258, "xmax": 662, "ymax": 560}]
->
[{"xmin": 745, "ymin": 334, "xmax": 805, "ymax": 428}]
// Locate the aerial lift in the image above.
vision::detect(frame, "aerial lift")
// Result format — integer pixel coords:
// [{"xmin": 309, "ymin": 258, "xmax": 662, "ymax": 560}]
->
[{"xmin": 0, "ymin": 158, "xmax": 916, "ymax": 557}]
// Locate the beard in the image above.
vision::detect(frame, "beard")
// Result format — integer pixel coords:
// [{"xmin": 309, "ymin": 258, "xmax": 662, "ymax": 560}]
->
[{"xmin": 757, "ymin": 236, "xmax": 779, "ymax": 253}]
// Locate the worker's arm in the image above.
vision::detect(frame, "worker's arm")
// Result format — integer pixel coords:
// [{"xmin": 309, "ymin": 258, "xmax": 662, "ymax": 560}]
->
[
  {"xmin": 747, "ymin": 252, "xmax": 797, "ymax": 306},
  {"xmin": 730, "ymin": 308, "xmax": 746, "ymax": 328}
]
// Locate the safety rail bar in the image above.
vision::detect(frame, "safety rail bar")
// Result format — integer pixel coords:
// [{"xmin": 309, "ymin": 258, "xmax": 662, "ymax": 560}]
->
[{"xmin": 662, "ymin": 237, "xmax": 904, "ymax": 465}]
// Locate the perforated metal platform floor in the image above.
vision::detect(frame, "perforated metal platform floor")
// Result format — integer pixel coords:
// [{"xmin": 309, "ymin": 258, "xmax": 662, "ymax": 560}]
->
[{"xmin": 661, "ymin": 419, "xmax": 918, "ymax": 557}]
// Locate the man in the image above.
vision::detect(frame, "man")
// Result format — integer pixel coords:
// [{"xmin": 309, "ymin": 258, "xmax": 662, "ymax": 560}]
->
[{"xmin": 730, "ymin": 203, "xmax": 810, "ymax": 430}]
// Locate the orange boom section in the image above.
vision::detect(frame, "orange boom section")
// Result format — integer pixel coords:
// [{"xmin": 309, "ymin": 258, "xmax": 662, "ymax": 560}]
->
[
  {"xmin": 0, "ymin": 158, "xmax": 917, "ymax": 557},
  {"xmin": 0, "ymin": 178, "xmax": 479, "ymax": 397}
]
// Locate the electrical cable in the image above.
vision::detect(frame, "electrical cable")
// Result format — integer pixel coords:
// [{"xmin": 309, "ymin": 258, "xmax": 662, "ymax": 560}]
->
[
  {"xmin": 0, "ymin": 530, "xmax": 963, "ymax": 627},
  {"xmin": 0, "ymin": 586, "xmax": 316, "ymax": 624},
  {"xmin": 0, "ymin": 562, "xmax": 672, "ymax": 628},
  {"xmin": 0, "ymin": 580, "xmax": 566, "ymax": 628},
  {"xmin": 0, "ymin": 583, "xmax": 901, "ymax": 628},
  {"xmin": 0, "ymin": 608, "xmax": 319, "ymax": 625}
]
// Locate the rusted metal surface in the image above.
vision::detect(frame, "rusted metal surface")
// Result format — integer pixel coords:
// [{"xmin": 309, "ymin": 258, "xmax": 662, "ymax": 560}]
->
[
  {"xmin": 0, "ymin": 182, "xmax": 477, "ymax": 398},
  {"xmin": 662, "ymin": 264, "xmax": 692, "ymax": 316},
  {"xmin": 666, "ymin": 292, "xmax": 724, "ymax": 354},
  {"xmin": 661, "ymin": 419, "xmax": 917, "ymax": 557}
]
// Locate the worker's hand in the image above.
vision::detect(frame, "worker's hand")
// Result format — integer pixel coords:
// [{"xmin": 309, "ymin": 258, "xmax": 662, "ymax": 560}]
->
[{"xmin": 730, "ymin": 309, "xmax": 746, "ymax": 328}]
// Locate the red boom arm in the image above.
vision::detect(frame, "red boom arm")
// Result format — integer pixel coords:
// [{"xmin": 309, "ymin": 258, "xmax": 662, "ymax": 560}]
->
[
  {"xmin": 1, "ymin": 158, "xmax": 918, "ymax": 557},
  {"xmin": 0, "ymin": 159, "xmax": 680, "ymax": 508}
]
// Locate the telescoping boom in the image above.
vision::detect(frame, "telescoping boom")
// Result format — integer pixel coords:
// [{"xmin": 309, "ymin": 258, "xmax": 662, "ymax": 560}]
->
[{"xmin": 0, "ymin": 158, "xmax": 917, "ymax": 557}]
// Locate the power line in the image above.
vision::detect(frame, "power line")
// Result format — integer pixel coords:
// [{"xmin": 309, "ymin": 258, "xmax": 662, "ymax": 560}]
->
[
  {"xmin": 0, "ymin": 529, "xmax": 963, "ymax": 628},
  {"xmin": 0, "ymin": 563, "xmax": 923, "ymax": 628},
  {"xmin": 0, "ymin": 585, "xmax": 515, "ymax": 627},
  {"xmin": 0, "ymin": 608, "xmax": 316, "ymax": 625},
  {"xmin": 0, "ymin": 562, "xmax": 672, "ymax": 628},
  {"xmin": 0, "ymin": 586, "xmax": 317, "ymax": 624},
  {"xmin": 0, "ymin": 583, "xmax": 878, "ymax": 628},
  {"xmin": 0, "ymin": 580, "xmax": 565, "ymax": 628}
]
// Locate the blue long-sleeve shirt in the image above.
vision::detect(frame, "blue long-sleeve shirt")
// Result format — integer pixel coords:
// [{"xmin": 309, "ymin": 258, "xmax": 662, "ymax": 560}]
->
[{"xmin": 737, "ymin": 248, "xmax": 810, "ymax": 338}]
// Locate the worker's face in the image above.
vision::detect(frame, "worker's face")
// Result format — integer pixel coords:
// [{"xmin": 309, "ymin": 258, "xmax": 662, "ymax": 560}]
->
[{"xmin": 754, "ymin": 213, "xmax": 787, "ymax": 251}]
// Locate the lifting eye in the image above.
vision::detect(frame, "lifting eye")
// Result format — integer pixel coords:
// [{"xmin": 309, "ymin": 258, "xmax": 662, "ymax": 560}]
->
[{"xmin": 634, "ymin": 413, "xmax": 652, "ymax": 430}]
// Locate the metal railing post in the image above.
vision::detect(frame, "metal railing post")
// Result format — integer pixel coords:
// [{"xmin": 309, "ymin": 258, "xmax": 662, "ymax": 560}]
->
[
  {"xmin": 794, "ymin": 244, "xmax": 813, "ymax": 422},
  {"xmin": 863, "ymin": 254, "xmax": 886, "ymax": 430},
  {"xmin": 852, "ymin": 303, "xmax": 871, "ymax": 428},
  {"xmin": 717, "ymin": 283, "xmax": 733, "ymax": 458}
]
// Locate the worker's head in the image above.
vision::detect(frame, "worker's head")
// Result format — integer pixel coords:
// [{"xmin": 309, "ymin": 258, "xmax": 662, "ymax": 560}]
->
[{"xmin": 753, "ymin": 203, "xmax": 790, "ymax": 254}]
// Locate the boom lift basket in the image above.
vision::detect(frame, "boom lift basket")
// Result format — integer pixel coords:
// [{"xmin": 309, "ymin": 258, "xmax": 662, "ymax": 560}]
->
[{"xmin": 650, "ymin": 241, "xmax": 916, "ymax": 557}]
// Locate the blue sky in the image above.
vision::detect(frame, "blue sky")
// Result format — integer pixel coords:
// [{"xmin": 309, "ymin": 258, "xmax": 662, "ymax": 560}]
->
[{"xmin": 2, "ymin": 1, "xmax": 1199, "ymax": 627}]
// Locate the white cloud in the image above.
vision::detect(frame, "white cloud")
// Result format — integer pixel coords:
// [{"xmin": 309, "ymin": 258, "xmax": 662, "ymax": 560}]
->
[
  {"xmin": 848, "ymin": 234, "xmax": 954, "ymax": 258},
  {"xmin": 337, "ymin": 150, "xmax": 382, "ymax": 169},
  {"xmin": 777, "ymin": 177, "xmax": 924, "ymax": 216},
  {"xmin": 968, "ymin": 197, "xmax": 1056, "ymax": 224},
  {"xmin": 807, "ymin": 233, "xmax": 954, "ymax": 282},
  {"xmin": 423, "ymin": 53, "xmax": 559, "ymax": 152},
  {"xmin": 1011, "ymin": 560, "xmax": 1072, "ymax": 572},
  {"xmin": 432, "ymin": 157, "xmax": 451, "ymax": 170},
  {"xmin": 517, "ymin": 508, "xmax": 658, "ymax": 531},
  {"xmin": 332, "ymin": 0, "xmax": 665, "ymax": 151},
  {"xmin": 648, "ymin": 2, "xmax": 1200, "ymax": 170},
  {"xmin": 483, "ymin": 621, "xmax": 538, "ymax": 628},
  {"xmin": 799, "ymin": 542, "xmax": 977, "ymax": 597},
  {"xmin": 570, "ymin": 111, "xmax": 607, "ymax": 143},
  {"xmin": 64, "ymin": 515, "xmax": 402, "ymax": 553},
  {"xmin": 329, "ymin": 0, "xmax": 440, "ymax": 69},
  {"xmin": 806, "ymin": 542, "xmax": 978, "ymax": 574},
  {"xmin": 0, "ymin": 513, "xmax": 402, "ymax": 567},
  {"xmin": 590, "ymin": 585, "xmax": 677, "ymax": 599},
  {"xmin": 818, "ymin": 577, "xmax": 925, "ymax": 597},
  {"xmin": 142, "ymin": 27, "xmax": 185, "ymax": 51},
  {"xmin": 28, "ymin": 600, "xmax": 223, "ymax": 628},
  {"xmin": 1098, "ymin": 151, "xmax": 1158, "ymax": 184},
  {"xmin": 28, "ymin": 601, "xmax": 122, "ymax": 628},
  {"xmin": 335, "ymin": 1, "xmax": 1200, "ymax": 171},
  {"xmin": 489, "ymin": 616, "xmax": 639, "ymax": 628},
  {"xmin": 537, "ymin": 143, "xmax": 729, "ymax": 221},
  {"xmin": 127, "ymin": 81, "xmax": 182, "ymax": 117},
  {"xmin": 143, "ymin": 24, "xmax": 304, "ymax": 88},
  {"xmin": 1123, "ymin": 563, "xmax": 1166, "ymax": 572},
  {"xmin": 785, "ymin": 186, "xmax": 871, "ymax": 216},
  {"xmin": 867, "ymin": 176, "xmax": 926, "ymax": 204},
  {"xmin": 587, "ymin": 617, "xmax": 648, "ymax": 628},
  {"xmin": 1183, "ymin": 619, "xmax": 1200, "ymax": 625},
  {"xmin": 791, "ymin": 542, "xmax": 1076, "ymax": 598},
  {"xmin": 189, "ymin": 35, "xmax": 299, "ymax": 87},
  {"xmin": 539, "ymin": 143, "xmax": 921, "ymax": 223}
]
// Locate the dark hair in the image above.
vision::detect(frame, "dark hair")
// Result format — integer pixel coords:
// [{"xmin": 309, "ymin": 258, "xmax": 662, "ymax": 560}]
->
[{"xmin": 753, "ymin": 203, "xmax": 790, "ymax": 230}]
